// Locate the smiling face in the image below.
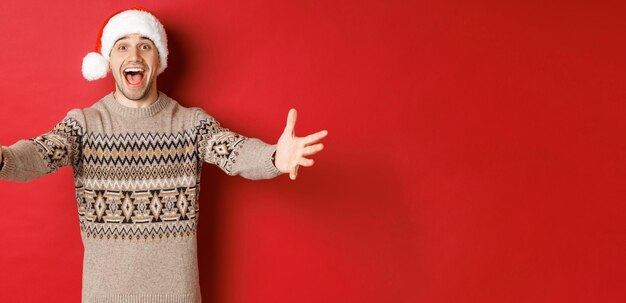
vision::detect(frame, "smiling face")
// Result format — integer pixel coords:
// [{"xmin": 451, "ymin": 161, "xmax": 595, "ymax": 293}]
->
[{"xmin": 109, "ymin": 34, "xmax": 160, "ymax": 104}]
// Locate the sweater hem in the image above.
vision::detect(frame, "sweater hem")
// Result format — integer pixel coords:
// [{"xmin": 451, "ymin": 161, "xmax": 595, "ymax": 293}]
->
[{"xmin": 83, "ymin": 293, "xmax": 200, "ymax": 303}]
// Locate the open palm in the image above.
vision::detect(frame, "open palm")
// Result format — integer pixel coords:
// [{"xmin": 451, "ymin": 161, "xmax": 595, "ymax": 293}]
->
[{"xmin": 274, "ymin": 109, "xmax": 328, "ymax": 180}]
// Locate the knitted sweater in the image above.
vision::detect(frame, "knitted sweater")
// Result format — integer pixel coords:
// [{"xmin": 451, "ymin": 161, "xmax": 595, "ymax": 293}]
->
[{"xmin": 0, "ymin": 92, "xmax": 281, "ymax": 303}]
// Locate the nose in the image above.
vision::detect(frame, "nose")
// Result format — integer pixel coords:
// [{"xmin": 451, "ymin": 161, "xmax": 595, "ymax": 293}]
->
[{"xmin": 127, "ymin": 46, "xmax": 143, "ymax": 62}]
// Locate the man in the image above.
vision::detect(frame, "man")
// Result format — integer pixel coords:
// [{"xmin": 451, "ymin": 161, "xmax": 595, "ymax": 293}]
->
[{"xmin": 0, "ymin": 9, "xmax": 327, "ymax": 303}]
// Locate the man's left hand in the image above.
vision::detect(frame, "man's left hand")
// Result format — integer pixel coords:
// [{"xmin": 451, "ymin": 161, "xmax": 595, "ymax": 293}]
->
[{"xmin": 274, "ymin": 108, "xmax": 328, "ymax": 180}]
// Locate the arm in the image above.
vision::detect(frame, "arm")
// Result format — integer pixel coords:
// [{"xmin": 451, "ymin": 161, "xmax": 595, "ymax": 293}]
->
[
  {"xmin": 0, "ymin": 110, "xmax": 84, "ymax": 183},
  {"xmin": 195, "ymin": 109, "xmax": 281, "ymax": 180},
  {"xmin": 194, "ymin": 108, "xmax": 327, "ymax": 180}
]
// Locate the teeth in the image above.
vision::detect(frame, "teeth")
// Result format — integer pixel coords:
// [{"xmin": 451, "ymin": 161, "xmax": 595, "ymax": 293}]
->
[{"xmin": 124, "ymin": 67, "xmax": 144, "ymax": 73}]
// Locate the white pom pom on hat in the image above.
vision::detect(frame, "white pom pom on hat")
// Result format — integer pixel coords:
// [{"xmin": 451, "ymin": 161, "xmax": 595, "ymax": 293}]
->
[
  {"xmin": 81, "ymin": 8, "xmax": 168, "ymax": 81},
  {"xmin": 82, "ymin": 52, "xmax": 110, "ymax": 81}
]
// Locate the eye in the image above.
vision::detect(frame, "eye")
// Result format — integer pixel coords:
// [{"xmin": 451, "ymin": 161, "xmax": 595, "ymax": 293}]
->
[
  {"xmin": 117, "ymin": 45, "xmax": 127, "ymax": 51},
  {"xmin": 141, "ymin": 44, "xmax": 151, "ymax": 50}
]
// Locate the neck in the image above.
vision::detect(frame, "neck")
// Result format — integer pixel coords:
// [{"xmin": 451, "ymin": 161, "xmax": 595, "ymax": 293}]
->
[{"xmin": 113, "ymin": 87, "xmax": 159, "ymax": 108}]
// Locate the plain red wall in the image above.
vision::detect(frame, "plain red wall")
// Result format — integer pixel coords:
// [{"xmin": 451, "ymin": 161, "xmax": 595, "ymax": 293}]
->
[{"xmin": 1, "ymin": 0, "xmax": 625, "ymax": 302}]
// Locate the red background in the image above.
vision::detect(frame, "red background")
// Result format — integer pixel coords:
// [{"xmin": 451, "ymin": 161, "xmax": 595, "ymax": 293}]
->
[{"xmin": 1, "ymin": 1, "xmax": 625, "ymax": 302}]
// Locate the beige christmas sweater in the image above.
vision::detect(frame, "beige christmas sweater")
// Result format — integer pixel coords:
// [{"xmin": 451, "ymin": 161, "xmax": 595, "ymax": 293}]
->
[{"xmin": 0, "ymin": 91, "xmax": 281, "ymax": 303}]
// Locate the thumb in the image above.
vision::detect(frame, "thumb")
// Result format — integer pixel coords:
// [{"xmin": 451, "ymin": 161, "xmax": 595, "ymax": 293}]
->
[
  {"xmin": 289, "ymin": 165, "xmax": 299, "ymax": 180},
  {"xmin": 284, "ymin": 108, "xmax": 297, "ymax": 135}
]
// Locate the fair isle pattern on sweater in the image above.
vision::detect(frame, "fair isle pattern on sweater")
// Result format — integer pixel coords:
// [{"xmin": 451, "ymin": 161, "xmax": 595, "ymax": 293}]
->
[
  {"xmin": 32, "ymin": 104, "xmax": 248, "ymax": 241},
  {"xmin": 31, "ymin": 117, "xmax": 83, "ymax": 172},
  {"xmin": 0, "ymin": 92, "xmax": 281, "ymax": 303}
]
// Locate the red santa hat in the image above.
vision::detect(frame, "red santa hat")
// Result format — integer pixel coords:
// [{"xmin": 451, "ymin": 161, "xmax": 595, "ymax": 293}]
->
[{"xmin": 82, "ymin": 8, "xmax": 168, "ymax": 81}]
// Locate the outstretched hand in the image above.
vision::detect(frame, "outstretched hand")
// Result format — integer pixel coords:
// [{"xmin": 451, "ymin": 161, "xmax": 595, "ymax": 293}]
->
[{"xmin": 274, "ymin": 109, "xmax": 328, "ymax": 180}]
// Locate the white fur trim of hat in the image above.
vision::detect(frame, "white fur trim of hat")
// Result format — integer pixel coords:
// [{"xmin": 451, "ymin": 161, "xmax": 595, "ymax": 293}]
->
[{"xmin": 82, "ymin": 9, "xmax": 168, "ymax": 81}]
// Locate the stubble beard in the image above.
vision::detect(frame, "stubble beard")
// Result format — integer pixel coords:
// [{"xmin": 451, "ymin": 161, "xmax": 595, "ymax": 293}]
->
[{"xmin": 115, "ymin": 77, "xmax": 153, "ymax": 101}]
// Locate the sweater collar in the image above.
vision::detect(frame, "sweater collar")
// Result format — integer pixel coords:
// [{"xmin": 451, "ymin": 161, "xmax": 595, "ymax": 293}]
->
[{"xmin": 103, "ymin": 91, "xmax": 171, "ymax": 118}]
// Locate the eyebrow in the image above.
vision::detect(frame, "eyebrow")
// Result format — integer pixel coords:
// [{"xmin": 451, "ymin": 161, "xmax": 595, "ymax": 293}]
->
[{"xmin": 114, "ymin": 36, "xmax": 152, "ymax": 44}]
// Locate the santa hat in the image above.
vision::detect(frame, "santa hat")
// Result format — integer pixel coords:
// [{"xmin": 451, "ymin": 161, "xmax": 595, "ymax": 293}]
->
[{"xmin": 82, "ymin": 9, "xmax": 168, "ymax": 81}]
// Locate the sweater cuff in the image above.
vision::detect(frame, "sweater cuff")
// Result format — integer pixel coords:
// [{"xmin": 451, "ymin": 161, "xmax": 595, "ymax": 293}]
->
[
  {"xmin": 246, "ymin": 140, "xmax": 281, "ymax": 177},
  {"xmin": 264, "ymin": 145, "xmax": 282, "ymax": 177},
  {"xmin": 231, "ymin": 138, "xmax": 282, "ymax": 179},
  {"xmin": 0, "ymin": 146, "xmax": 17, "ymax": 180}
]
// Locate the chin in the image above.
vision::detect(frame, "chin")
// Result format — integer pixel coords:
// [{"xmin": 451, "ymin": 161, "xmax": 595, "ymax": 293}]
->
[{"xmin": 117, "ymin": 83, "xmax": 153, "ymax": 101}]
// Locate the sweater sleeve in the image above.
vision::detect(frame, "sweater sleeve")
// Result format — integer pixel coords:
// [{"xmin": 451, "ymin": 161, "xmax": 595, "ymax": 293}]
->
[
  {"xmin": 194, "ymin": 108, "xmax": 282, "ymax": 180},
  {"xmin": 0, "ymin": 109, "xmax": 84, "ymax": 183}
]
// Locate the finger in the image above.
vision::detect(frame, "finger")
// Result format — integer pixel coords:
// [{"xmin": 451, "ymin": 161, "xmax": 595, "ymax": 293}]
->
[
  {"xmin": 303, "ymin": 143, "xmax": 324, "ymax": 156},
  {"xmin": 303, "ymin": 130, "xmax": 328, "ymax": 144},
  {"xmin": 298, "ymin": 157, "xmax": 314, "ymax": 167},
  {"xmin": 289, "ymin": 165, "xmax": 299, "ymax": 180},
  {"xmin": 284, "ymin": 108, "xmax": 297, "ymax": 135}
]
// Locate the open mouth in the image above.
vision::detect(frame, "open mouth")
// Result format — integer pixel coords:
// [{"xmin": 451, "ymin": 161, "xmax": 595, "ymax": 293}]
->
[{"xmin": 123, "ymin": 67, "xmax": 146, "ymax": 88}]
